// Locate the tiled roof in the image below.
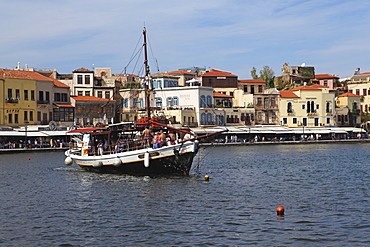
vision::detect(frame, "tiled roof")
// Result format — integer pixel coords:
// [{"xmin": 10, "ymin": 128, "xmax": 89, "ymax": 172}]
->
[
  {"xmin": 168, "ymin": 70, "xmax": 196, "ymax": 76},
  {"xmin": 55, "ymin": 103, "xmax": 74, "ymax": 107},
  {"xmin": 51, "ymin": 78, "xmax": 69, "ymax": 88},
  {"xmin": 315, "ymin": 74, "xmax": 339, "ymax": 79},
  {"xmin": 238, "ymin": 79, "xmax": 265, "ymax": 83},
  {"xmin": 338, "ymin": 92, "xmax": 361, "ymax": 97},
  {"xmin": 280, "ymin": 90, "xmax": 299, "ymax": 98},
  {"xmin": 151, "ymin": 72, "xmax": 179, "ymax": 78},
  {"xmin": 72, "ymin": 67, "xmax": 93, "ymax": 73},
  {"xmin": 213, "ymin": 92, "xmax": 233, "ymax": 98},
  {"xmin": 202, "ymin": 69, "xmax": 237, "ymax": 77},
  {"xmin": 291, "ymin": 85, "xmax": 322, "ymax": 91},
  {"xmin": 310, "ymin": 84, "xmax": 328, "ymax": 88},
  {"xmin": 71, "ymin": 96, "xmax": 114, "ymax": 102}
]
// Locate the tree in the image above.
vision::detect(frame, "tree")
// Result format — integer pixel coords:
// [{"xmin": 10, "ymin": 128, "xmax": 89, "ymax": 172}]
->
[
  {"xmin": 250, "ymin": 66, "xmax": 275, "ymax": 88},
  {"xmin": 250, "ymin": 67, "xmax": 259, "ymax": 79},
  {"xmin": 259, "ymin": 66, "xmax": 275, "ymax": 88}
]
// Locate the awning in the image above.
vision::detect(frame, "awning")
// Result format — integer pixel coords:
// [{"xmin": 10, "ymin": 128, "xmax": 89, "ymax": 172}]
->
[{"xmin": 68, "ymin": 127, "xmax": 104, "ymax": 133}]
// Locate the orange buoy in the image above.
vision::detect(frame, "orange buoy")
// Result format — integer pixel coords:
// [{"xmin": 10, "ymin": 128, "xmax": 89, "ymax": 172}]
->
[{"xmin": 276, "ymin": 205, "xmax": 284, "ymax": 216}]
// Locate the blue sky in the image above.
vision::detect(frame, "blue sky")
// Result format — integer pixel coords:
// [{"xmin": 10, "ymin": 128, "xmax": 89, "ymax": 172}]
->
[{"xmin": 1, "ymin": 0, "xmax": 370, "ymax": 79}]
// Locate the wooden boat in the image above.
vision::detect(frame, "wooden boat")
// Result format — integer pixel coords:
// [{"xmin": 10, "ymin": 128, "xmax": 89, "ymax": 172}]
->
[{"xmin": 64, "ymin": 27, "xmax": 225, "ymax": 175}]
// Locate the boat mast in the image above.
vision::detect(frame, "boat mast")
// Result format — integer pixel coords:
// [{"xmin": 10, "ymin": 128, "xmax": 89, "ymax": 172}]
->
[{"xmin": 143, "ymin": 27, "xmax": 151, "ymax": 126}]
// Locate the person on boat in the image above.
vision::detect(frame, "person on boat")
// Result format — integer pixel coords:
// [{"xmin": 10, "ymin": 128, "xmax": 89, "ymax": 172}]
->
[
  {"xmin": 142, "ymin": 126, "xmax": 152, "ymax": 139},
  {"xmin": 168, "ymin": 131, "xmax": 176, "ymax": 145},
  {"xmin": 97, "ymin": 141, "xmax": 103, "ymax": 155},
  {"xmin": 158, "ymin": 131, "xmax": 167, "ymax": 148}
]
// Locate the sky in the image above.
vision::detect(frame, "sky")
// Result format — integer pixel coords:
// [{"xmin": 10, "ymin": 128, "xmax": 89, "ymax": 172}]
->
[{"xmin": 1, "ymin": 0, "xmax": 370, "ymax": 79}]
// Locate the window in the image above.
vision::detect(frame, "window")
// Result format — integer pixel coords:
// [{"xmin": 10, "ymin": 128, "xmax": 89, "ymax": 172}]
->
[
  {"xmin": 250, "ymin": 85, "xmax": 255, "ymax": 94},
  {"xmin": 271, "ymin": 97, "xmax": 276, "ymax": 107},
  {"xmin": 85, "ymin": 75, "xmax": 90, "ymax": 84},
  {"xmin": 206, "ymin": 96, "xmax": 212, "ymax": 107},
  {"xmin": 16, "ymin": 89, "xmax": 20, "ymax": 99},
  {"xmin": 364, "ymin": 89, "xmax": 367, "ymax": 96},
  {"xmin": 122, "ymin": 98, "xmax": 128, "ymax": 107},
  {"xmin": 283, "ymin": 117, "xmax": 287, "ymax": 124},
  {"xmin": 24, "ymin": 111, "xmax": 28, "ymax": 121},
  {"xmin": 243, "ymin": 85, "xmax": 248, "ymax": 93},
  {"xmin": 85, "ymin": 107, "xmax": 90, "ymax": 113},
  {"xmin": 30, "ymin": 111, "xmax": 33, "ymax": 121},
  {"xmin": 55, "ymin": 93, "xmax": 61, "ymax": 101},
  {"xmin": 326, "ymin": 117, "xmax": 330, "ymax": 124},
  {"xmin": 14, "ymin": 114, "xmax": 18, "ymax": 124},
  {"xmin": 287, "ymin": 102, "xmax": 293, "ymax": 113},
  {"xmin": 200, "ymin": 95, "xmax": 206, "ymax": 108},
  {"xmin": 324, "ymin": 80, "xmax": 328, "ymax": 86},
  {"xmin": 356, "ymin": 89, "xmax": 360, "ymax": 95},
  {"xmin": 31, "ymin": 90, "xmax": 35, "ymax": 101},
  {"xmin": 257, "ymin": 97, "xmax": 262, "ymax": 106},
  {"xmin": 8, "ymin": 114, "xmax": 12, "ymax": 124},
  {"xmin": 264, "ymin": 97, "xmax": 269, "ymax": 108},
  {"xmin": 133, "ymin": 98, "xmax": 139, "ymax": 107},
  {"xmin": 78, "ymin": 91, "xmax": 83, "ymax": 96},
  {"xmin": 8, "ymin": 89, "xmax": 12, "ymax": 99},
  {"xmin": 293, "ymin": 117, "xmax": 297, "ymax": 124},
  {"xmin": 105, "ymin": 91, "xmax": 110, "ymax": 99},
  {"xmin": 39, "ymin": 91, "xmax": 44, "ymax": 101},
  {"xmin": 77, "ymin": 107, "xmax": 83, "ymax": 113},
  {"xmin": 46, "ymin": 91, "xmax": 50, "ymax": 102},
  {"xmin": 166, "ymin": 97, "xmax": 178, "ymax": 107},
  {"xmin": 155, "ymin": 97, "xmax": 162, "ymax": 107},
  {"xmin": 85, "ymin": 91, "xmax": 90, "ymax": 96},
  {"xmin": 353, "ymin": 102, "xmax": 358, "ymax": 110},
  {"xmin": 326, "ymin": 102, "xmax": 331, "ymax": 113},
  {"xmin": 61, "ymin": 93, "xmax": 67, "ymax": 102},
  {"xmin": 306, "ymin": 101, "xmax": 315, "ymax": 113},
  {"xmin": 98, "ymin": 91, "xmax": 102, "ymax": 98},
  {"xmin": 258, "ymin": 85, "xmax": 263, "ymax": 93},
  {"xmin": 77, "ymin": 75, "xmax": 83, "ymax": 84},
  {"xmin": 24, "ymin": 90, "xmax": 28, "ymax": 100}
]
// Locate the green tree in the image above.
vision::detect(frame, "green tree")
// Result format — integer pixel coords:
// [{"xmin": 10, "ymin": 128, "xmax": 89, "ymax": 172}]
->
[
  {"xmin": 250, "ymin": 67, "xmax": 259, "ymax": 79},
  {"xmin": 250, "ymin": 66, "xmax": 275, "ymax": 88},
  {"xmin": 259, "ymin": 66, "xmax": 275, "ymax": 88}
]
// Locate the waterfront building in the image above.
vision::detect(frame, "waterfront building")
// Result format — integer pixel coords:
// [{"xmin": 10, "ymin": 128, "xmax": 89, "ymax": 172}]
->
[
  {"xmin": 151, "ymin": 72, "xmax": 179, "ymax": 88},
  {"xmin": 0, "ymin": 69, "xmax": 37, "ymax": 126},
  {"xmin": 279, "ymin": 84, "xmax": 336, "ymax": 127},
  {"xmin": 335, "ymin": 92, "xmax": 361, "ymax": 127},
  {"xmin": 119, "ymin": 86, "xmax": 223, "ymax": 127},
  {"xmin": 254, "ymin": 88, "xmax": 280, "ymax": 125},
  {"xmin": 346, "ymin": 71, "xmax": 370, "ymax": 113},
  {"xmin": 167, "ymin": 70, "xmax": 196, "ymax": 87},
  {"xmin": 200, "ymin": 69, "xmax": 238, "ymax": 88},
  {"xmin": 71, "ymin": 96, "xmax": 115, "ymax": 127},
  {"xmin": 314, "ymin": 74, "xmax": 340, "ymax": 91}
]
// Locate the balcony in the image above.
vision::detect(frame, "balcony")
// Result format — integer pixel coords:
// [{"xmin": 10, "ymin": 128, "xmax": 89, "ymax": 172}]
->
[
  {"xmin": 6, "ymin": 98, "xmax": 18, "ymax": 104},
  {"xmin": 37, "ymin": 100, "xmax": 50, "ymax": 104}
]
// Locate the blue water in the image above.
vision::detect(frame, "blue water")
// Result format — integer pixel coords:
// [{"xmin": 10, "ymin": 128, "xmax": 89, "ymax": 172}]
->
[{"xmin": 1, "ymin": 144, "xmax": 370, "ymax": 246}]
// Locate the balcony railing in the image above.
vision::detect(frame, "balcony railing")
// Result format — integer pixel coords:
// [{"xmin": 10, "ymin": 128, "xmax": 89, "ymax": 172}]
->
[
  {"xmin": 6, "ymin": 98, "xmax": 18, "ymax": 103},
  {"xmin": 37, "ymin": 100, "xmax": 50, "ymax": 104}
]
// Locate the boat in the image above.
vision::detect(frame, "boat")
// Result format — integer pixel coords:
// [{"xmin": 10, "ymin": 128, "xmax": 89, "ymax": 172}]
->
[{"xmin": 64, "ymin": 27, "xmax": 225, "ymax": 175}]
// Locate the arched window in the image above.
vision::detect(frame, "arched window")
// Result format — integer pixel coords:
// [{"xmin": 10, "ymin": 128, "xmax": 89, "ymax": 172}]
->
[
  {"xmin": 200, "ymin": 95, "xmax": 206, "ymax": 108},
  {"xmin": 201, "ymin": 113, "xmax": 206, "ymax": 125},
  {"xmin": 287, "ymin": 102, "xmax": 293, "ymax": 113},
  {"xmin": 206, "ymin": 96, "xmax": 212, "ymax": 108},
  {"xmin": 207, "ymin": 113, "xmax": 213, "ymax": 124}
]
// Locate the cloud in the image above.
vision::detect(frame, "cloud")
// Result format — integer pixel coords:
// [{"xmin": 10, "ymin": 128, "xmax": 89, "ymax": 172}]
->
[{"xmin": 1, "ymin": 0, "xmax": 370, "ymax": 77}]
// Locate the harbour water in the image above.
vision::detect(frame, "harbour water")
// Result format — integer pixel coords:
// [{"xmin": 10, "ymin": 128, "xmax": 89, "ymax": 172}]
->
[{"xmin": 1, "ymin": 143, "xmax": 370, "ymax": 246}]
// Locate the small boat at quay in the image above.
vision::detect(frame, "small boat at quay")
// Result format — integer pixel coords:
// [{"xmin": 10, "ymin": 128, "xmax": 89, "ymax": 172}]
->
[{"xmin": 64, "ymin": 27, "xmax": 225, "ymax": 175}]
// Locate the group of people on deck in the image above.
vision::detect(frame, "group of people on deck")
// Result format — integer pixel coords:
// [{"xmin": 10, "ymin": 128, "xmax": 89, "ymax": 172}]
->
[{"xmin": 142, "ymin": 127, "xmax": 177, "ymax": 149}]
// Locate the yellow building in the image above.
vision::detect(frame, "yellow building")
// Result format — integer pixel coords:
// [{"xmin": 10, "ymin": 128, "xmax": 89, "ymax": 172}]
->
[
  {"xmin": 335, "ymin": 92, "xmax": 361, "ymax": 127},
  {"xmin": 279, "ymin": 84, "xmax": 336, "ymax": 127},
  {"xmin": 0, "ymin": 69, "xmax": 37, "ymax": 126}
]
